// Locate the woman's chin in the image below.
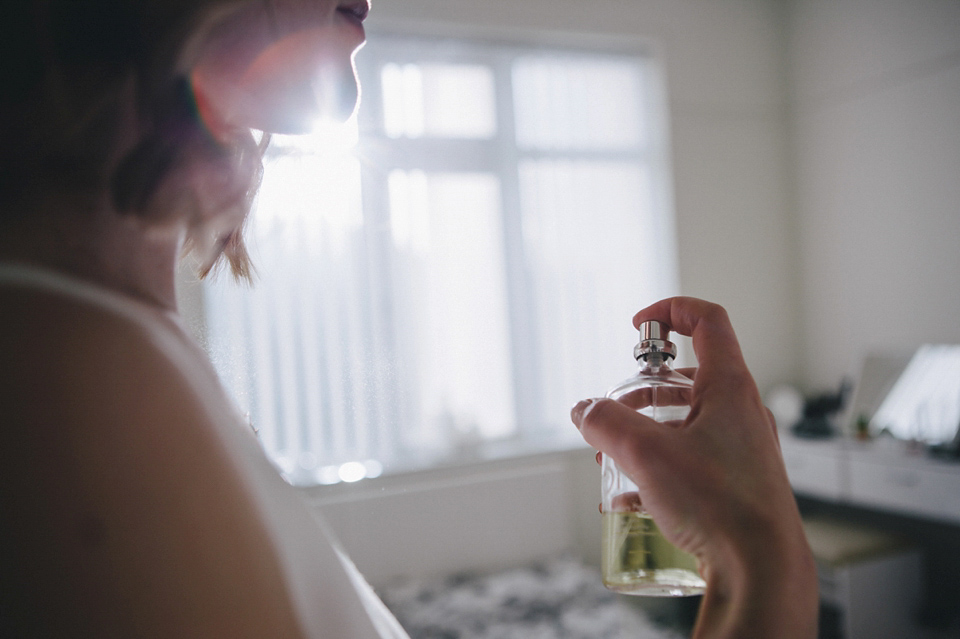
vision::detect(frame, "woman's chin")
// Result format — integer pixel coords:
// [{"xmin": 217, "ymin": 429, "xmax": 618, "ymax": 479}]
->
[
  {"xmin": 234, "ymin": 29, "xmax": 361, "ymax": 133},
  {"xmin": 238, "ymin": 80, "xmax": 358, "ymax": 134}
]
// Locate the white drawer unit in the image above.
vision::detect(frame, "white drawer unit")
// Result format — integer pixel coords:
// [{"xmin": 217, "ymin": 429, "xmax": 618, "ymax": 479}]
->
[
  {"xmin": 779, "ymin": 434, "xmax": 960, "ymax": 525},
  {"xmin": 847, "ymin": 453, "xmax": 960, "ymax": 526},
  {"xmin": 780, "ymin": 437, "xmax": 845, "ymax": 500}
]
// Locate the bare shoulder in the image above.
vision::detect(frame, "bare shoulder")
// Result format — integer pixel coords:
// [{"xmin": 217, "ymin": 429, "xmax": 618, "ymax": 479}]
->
[{"xmin": 0, "ymin": 287, "xmax": 304, "ymax": 637}]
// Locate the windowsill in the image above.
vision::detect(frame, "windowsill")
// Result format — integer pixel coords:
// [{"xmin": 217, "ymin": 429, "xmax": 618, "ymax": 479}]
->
[{"xmin": 298, "ymin": 429, "xmax": 593, "ymax": 496}]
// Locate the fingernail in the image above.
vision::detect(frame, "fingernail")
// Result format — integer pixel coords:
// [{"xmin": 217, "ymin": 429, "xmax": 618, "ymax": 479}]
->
[{"xmin": 571, "ymin": 398, "xmax": 598, "ymax": 429}]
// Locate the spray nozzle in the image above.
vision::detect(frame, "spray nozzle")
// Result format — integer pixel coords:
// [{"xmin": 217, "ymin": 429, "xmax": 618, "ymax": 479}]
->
[{"xmin": 634, "ymin": 320, "xmax": 677, "ymax": 361}]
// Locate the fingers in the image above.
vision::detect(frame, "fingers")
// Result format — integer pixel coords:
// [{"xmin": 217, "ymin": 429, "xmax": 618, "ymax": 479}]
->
[
  {"xmin": 610, "ymin": 491, "xmax": 643, "ymax": 513},
  {"xmin": 633, "ymin": 297, "xmax": 744, "ymax": 369},
  {"xmin": 571, "ymin": 398, "xmax": 601, "ymax": 430},
  {"xmin": 571, "ymin": 398, "xmax": 660, "ymax": 461},
  {"xmin": 633, "ymin": 297, "xmax": 755, "ymax": 398},
  {"xmin": 599, "ymin": 493, "xmax": 646, "ymax": 513}
]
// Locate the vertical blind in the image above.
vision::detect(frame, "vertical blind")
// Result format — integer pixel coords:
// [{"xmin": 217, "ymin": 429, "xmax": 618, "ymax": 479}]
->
[{"xmin": 203, "ymin": 34, "xmax": 679, "ymax": 485}]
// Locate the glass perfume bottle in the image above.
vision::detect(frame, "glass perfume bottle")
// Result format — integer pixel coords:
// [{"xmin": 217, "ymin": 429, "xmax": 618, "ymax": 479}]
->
[{"xmin": 601, "ymin": 321, "xmax": 706, "ymax": 596}]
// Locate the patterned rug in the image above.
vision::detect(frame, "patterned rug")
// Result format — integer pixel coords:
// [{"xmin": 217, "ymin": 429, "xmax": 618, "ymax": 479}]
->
[{"xmin": 377, "ymin": 555, "xmax": 688, "ymax": 639}]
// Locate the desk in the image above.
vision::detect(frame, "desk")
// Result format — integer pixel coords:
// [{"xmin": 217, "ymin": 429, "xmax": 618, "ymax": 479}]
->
[{"xmin": 780, "ymin": 435, "xmax": 960, "ymax": 526}]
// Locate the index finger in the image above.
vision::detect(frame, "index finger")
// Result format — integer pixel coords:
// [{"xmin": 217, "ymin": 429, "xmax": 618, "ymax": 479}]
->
[{"xmin": 633, "ymin": 297, "xmax": 752, "ymax": 395}]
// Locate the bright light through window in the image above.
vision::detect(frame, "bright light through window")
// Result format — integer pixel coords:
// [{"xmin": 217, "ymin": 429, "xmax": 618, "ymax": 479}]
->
[
  {"xmin": 382, "ymin": 63, "xmax": 497, "ymax": 139},
  {"xmin": 388, "ymin": 170, "xmax": 516, "ymax": 444},
  {"xmin": 269, "ymin": 112, "xmax": 361, "ymax": 154},
  {"xmin": 512, "ymin": 57, "xmax": 647, "ymax": 150}
]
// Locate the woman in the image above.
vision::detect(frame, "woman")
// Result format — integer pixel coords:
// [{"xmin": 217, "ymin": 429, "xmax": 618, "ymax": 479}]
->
[{"xmin": 0, "ymin": 1, "xmax": 816, "ymax": 637}]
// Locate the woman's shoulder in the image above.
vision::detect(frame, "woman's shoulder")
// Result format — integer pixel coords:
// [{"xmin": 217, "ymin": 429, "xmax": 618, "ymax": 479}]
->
[
  {"xmin": 0, "ymin": 264, "xmax": 247, "ymax": 426},
  {"xmin": 0, "ymin": 274, "xmax": 307, "ymax": 637},
  {"xmin": 0, "ymin": 272, "xmax": 203, "ymax": 423},
  {"xmin": 0, "ymin": 266, "xmax": 249, "ymax": 501}
]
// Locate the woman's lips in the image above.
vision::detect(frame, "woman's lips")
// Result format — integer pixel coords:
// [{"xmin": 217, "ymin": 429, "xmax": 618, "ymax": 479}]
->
[{"xmin": 336, "ymin": 0, "xmax": 370, "ymax": 27}]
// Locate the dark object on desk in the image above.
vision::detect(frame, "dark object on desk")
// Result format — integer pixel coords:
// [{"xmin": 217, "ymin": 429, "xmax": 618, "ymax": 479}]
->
[
  {"xmin": 928, "ymin": 428, "xmax": 960, "ymax": 460},
  {"xmin": 792, "ymin": 380, "xmax": 851, "ymax": 440}
]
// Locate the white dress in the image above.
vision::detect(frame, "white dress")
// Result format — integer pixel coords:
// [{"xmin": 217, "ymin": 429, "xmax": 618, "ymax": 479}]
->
[{"xmin": 0, "ymin": 264, "xmax": 410, "ymax": 639}]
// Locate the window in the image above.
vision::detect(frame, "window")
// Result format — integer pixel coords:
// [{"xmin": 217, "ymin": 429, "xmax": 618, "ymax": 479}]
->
[{"xmin": 202, "ymin": 33, "xmax": 679, "ymax": 485}]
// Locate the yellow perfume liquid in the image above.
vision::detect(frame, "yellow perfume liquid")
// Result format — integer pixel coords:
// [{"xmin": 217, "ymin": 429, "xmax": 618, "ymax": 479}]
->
[{"xmin": 601, "ymin": 511, "xmax": 705, "ymax": 596}]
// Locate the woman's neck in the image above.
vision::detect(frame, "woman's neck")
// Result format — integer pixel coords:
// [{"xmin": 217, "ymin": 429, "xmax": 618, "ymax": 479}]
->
[{"xmin": 0, "ymin": 202, "xmax": 187, "ymax": 313}]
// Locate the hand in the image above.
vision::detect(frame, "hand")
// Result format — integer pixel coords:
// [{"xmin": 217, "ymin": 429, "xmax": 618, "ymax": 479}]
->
[{"xmin": 571, "ymin": 297, "xmax": 817, "ymax": 639}]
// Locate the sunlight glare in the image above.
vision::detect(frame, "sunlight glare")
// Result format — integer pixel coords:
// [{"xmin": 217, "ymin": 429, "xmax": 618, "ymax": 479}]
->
[
  {"xmin": 338, "ymin": 461, "xmax": 367, "ymax": 483},
  {"xmin": 268, "ymin": 112, "xmax": 360, "ymax": 154}
]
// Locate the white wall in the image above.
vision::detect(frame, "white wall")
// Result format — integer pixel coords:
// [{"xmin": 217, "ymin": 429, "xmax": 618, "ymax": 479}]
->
[
  {"xmin": 308, "ymin": 448, "xmax": 601, "ymax": 586},
  {"xmin": 365, "ymin": 0, "xmax": 801, "ymax": 394},
  {"xmin": 786, "ymin": 0, "xmax": 960, "ymax": 391}
]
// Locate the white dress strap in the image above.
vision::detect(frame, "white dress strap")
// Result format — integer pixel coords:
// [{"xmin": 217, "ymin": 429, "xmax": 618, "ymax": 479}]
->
[{"xmin": 0, "ymin": 263, "xmax": 169, "ymax": 323}]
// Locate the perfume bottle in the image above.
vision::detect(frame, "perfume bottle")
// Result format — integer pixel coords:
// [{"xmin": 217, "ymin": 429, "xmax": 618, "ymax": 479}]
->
[{"xmin": 601, "ymin": 321, "xmax": 706, "ymax": 596}]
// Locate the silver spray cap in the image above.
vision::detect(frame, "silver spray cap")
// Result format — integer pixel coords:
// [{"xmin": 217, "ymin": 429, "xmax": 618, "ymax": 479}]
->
[{"xmin": 634, "ymin": 320, "xmax": 677, "ymax": 361}]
